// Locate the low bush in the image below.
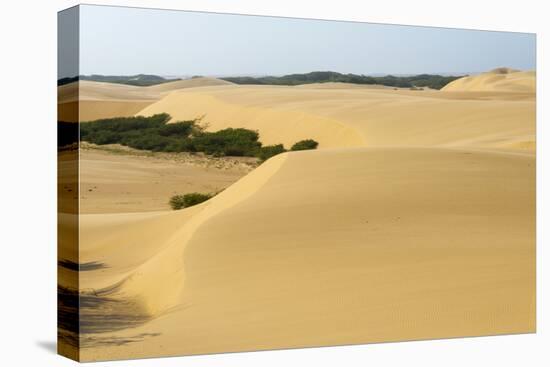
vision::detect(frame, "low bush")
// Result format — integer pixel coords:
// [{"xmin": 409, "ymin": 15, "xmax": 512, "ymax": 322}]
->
[
  {"xmin": 256, "ymin": 144, "xmax": 286, "ymax": 161},
  {"xmin": 290, "ymin": 139, "xmax": 319, "ymax": 151},
  {"xmin": 192, "ymin": 128, "xmax": 261, "ymax": 156},
  {"xmin": 169, "ymin": 192, "xmax": 213, "ymax": 210}
]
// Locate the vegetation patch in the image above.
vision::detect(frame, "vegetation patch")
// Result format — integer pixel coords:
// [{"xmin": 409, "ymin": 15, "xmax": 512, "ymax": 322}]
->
[
  {"xmin": 291, "ymin": 139, "xmax": 319, "ymax": 151},
  {"xmin": 170, "ymin": 192, "xmax": 214, "ymax": 210},
  {"xmin": 257, "ymin": 144, "xmax": 287, "ymax": 161},
  {"xmin": 80, "ymin": 114, "xmax": 319, "ymax": 161}
]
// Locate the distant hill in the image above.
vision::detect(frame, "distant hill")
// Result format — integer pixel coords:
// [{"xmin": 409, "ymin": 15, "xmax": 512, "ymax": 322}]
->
[
  {"xmin": 57, "ymin": 74, "xmax": 181, "ymax": 87},
  {"xmin": 221, "ymin": 71, "xmax": 464, "ymax": 90}
]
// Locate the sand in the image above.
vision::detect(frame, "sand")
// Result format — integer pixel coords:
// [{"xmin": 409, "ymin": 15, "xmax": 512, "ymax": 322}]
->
[
  {"xmin": 73, "ymin": 147, "xmax": 535, "ymax": 361},
  {"xmin": 57, "ymin": 69, "xmax": 536, "ymax": 361},
  {"xmin": 78, "ymin": 146, "xmax": 256, "ymax": 213}
]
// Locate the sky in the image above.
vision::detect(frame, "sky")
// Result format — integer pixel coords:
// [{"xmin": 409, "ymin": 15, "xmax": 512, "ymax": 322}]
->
[{"xmin": 60, "ymin": 4, "xmax": 536, "ymax": 79}]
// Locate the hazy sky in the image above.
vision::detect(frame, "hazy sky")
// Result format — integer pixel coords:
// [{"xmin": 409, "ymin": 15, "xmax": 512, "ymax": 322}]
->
[{"xmin": 69, "ymin": 4, "xmax": 536, "ymax": 78}]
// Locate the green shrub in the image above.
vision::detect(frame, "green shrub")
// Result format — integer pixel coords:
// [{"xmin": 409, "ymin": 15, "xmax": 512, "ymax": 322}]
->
[
  {"xmin": 91, "ymin": 130, "xmax": 121, "ymax": 145},
  {"xmin": 165, "ymin": 139, "xmax": 196, "ymax": 152},
  {"xmin": 158, "ymin": 121, "xmax": 195, "ymax": 137},
  {"xmin": 80, "ymin": 114, "xmax": 173, "ymax": 149},
  {"xmin": 257, "ymin": 144, "xmax": 286, "ymax": 161},
  {"xmin": 81, "ymin": 115, "xmax": 265, "ymax": 157},
  {"xmin": 169, "ymin": 192, "xmax": 213, "ymax": 210},
  {"xmin": 290, "ymin": 139, "xmax": 319, "ymax": 151},
  {"xmin": 192, "ymin": 128, "xmax": 261, "ymax": 156}
]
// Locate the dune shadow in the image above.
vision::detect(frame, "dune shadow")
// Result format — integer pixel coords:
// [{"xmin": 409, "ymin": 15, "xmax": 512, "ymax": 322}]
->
[
  {"xmin": 80, "ymin": 333, "xmax": 161, "ymax": 348},
  {"xmin": 58, "ymin": 280, "xmax": 159, "ymax": 349},
  {"xmin": 58, "ymin": 259, "xmax": 108, "ymax": 271}
]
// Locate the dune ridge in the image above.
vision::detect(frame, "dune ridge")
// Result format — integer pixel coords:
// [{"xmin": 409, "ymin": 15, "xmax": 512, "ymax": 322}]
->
[
  {"xmin": 78, "ymin": 153, "xmax": 287, "ymax": 315},
  {"xmin": 60, "ymin": 153, "xmax": 288, "ymax": 355}
]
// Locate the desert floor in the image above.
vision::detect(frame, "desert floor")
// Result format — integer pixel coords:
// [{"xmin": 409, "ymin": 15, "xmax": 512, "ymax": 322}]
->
[
  {"xmin": 78, "ymin": 144, "xmax": 257, "ymax": 213},
  {"xmin": 58, "ymin": 69, "xmax": 536, "ymax": 361}
]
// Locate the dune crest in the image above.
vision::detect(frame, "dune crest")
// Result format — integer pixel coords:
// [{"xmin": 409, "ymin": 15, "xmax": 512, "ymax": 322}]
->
[{"xmin": 79, "ymin": 153, "xmax": 288, "ymax": 315}]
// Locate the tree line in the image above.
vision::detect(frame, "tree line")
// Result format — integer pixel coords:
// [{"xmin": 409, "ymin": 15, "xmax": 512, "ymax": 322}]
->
[{"xmin": 221, "ymin": 71, "xmax": 463, "ymax": 90}]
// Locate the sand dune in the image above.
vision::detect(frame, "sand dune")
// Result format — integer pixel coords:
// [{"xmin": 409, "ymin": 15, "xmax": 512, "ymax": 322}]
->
[
  {"xmin": 146, "ymin": 77, "xmax": 234, "ymax": 92},
  {"xmin": 75, "ymin": 147, "xmax": 535, "ymax": 361},
  {"xmin": 58, "ymin": 69, "xmax": 536, "ymax": 361},
  {"xmin": 58, "ymin": 81, "xmax": 157, "ymax": 102},
  {"xmin": 58, "ymin": 77, "xmax": 233, "ymax": 121},
  {"xmin": 137, "ymin": 83, "xmax": 535, "ymax": 151},
  {"xmin": 58, "ymin": 80, "xmax": 157, "ymax": 121},
  {"xmin": 442, "ymin": 68, "xmax": 536, "ymax": 93},
  {"xmin": 58, "ymin": 77, "xmax": 233, "ymax": 103},
  {"xmin": 59, "ymin": 100, "xmax": 155, "ymax": 122}
]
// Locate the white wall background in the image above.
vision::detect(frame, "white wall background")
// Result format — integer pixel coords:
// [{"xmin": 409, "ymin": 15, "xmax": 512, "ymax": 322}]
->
[{"xmin": 0, "ymin": 0, "xmax": 547, "ymax": 365}]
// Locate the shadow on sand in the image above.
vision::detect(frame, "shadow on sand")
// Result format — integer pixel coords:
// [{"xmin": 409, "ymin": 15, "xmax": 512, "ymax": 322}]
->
[{"xmin": 58, "ymin": 265, "xmax": 160, "ymax": 349}]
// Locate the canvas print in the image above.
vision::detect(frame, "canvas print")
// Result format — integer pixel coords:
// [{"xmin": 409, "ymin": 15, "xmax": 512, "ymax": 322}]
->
[{"xmin": 58, "ymin": 5, "xmax": 536, "ymax": 362}]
